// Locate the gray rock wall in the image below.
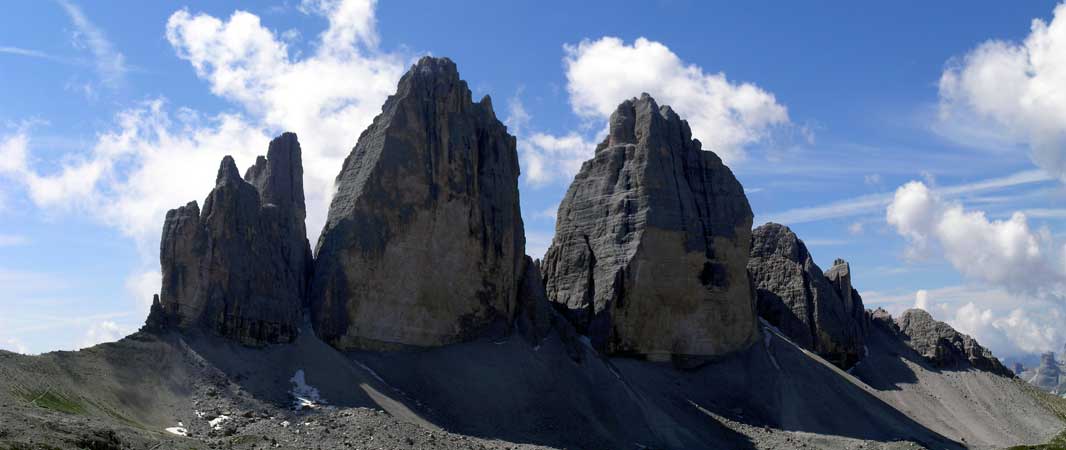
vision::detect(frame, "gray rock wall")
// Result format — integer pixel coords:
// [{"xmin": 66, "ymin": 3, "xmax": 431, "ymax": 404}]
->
[
  {"xmin": 895, "ymin": 308, "xmax": 1012, "ymax": 377},
  {"xmin": 748, "ymin": 223, "xmax": 865, "ymax": 369},
  {"xmin": 154, "ymin": 134, "xmax": 312, "ymax": 345},
  {"xmin": 541, "ymin": 94, "xmax": 758, "ymax": 361},
  {"xmin": 310, "ymin": 57, "xmax": 525, "ymax": 350}
]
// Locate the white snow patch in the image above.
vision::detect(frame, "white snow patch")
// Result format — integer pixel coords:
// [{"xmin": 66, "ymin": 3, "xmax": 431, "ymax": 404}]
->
[
  {"xmin": 280, "ymin": 420, "xmax": 290, "ymax": 428},
  {"xmin": 289, "ymin": 369, "xmax": 325, "ymax": 411},
  {"xmin": 165, "ymin": 425, "xmax": 188, "ymax": 436},
  {"xmin": 762, "ymin": 326, "xmax": 781, "ymax": 371},
  {"xmin": 194, "ymin": 410, "xmax": 205, "ymax": 419},
  {"xmin": 209, "ymin": 414, "xmax": 230, "ymax": 430}
]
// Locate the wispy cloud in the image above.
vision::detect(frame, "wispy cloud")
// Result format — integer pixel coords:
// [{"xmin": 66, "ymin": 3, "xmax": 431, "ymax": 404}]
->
[
  {"xmin": 57, "ymin": 0, "xmax": 127, "ymax": 87},
  {"xmin": 0, "ymin": 234, "xmax": 29, "ymax": 247},
  {"xmin": 0, "ymin": 46, "xmax": 83, "ymax": 66},
  {"xmin": 760, "ymin": 169, "xmax": 1052, "ymax": 225}
]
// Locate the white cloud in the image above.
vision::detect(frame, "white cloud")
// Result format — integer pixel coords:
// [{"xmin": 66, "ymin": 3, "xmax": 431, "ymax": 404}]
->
[
  {"xmin": 0, "ymin": 337, "xmax": 29, "ymax": 355},
  {"xmin": 950, "ymin": 301, "xmax": 1061, "ymax": 356},
  {"xmin": 848, "ymin": 221, "xmax": 864, "ymax": 236},
  {"xmin": 125, "ymin": 270, "xmax": 161, "ymax": 310},
  {"xmin": 505, "ymin": 92, "xmax": 596, "ymax": 186},
  {"xmin": 887, "ymin": 180, "xmax": 1065, "ymax": 294},
  {"xmin": 563, "ymin": 37, "xmax": 790, "ymax": 163},
  {"xmin": 0, "ymin": 102, "xmax": 271, "ymax": 247},
  {"xmin": 165, "ymin": 0, "xmax": 405, "ymax": 238},
  {"xmin": 914, "ymin": 289, "xmax": 930, "ymax": 311},
  {"xmin": 519, "ymin": 132, "xmax": 595, "ymax": 186},
  {"xmin": 4, "ymin": 1, "xmax": 405, "ymax": 248},
  {"xmin": 58, "ymin": 0, "xmax": 127, "ymax": 88},
  {"xmin": 870, "ymin": 285, "xmax": 1063, "ymax": 357},
  {"xmin": 80, "ymin": 320, "xmax": 133, "ymax": 349},
  {"xmin": 938, "ymin": 2, "xmax": 1066, "ymax": 182}
]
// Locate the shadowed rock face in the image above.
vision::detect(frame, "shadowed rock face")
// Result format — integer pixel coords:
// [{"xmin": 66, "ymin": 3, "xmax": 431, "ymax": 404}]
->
[
  {"xmin": 311, "ymin": 57, "xmax": 525, "ymax": 350},
  {"xmin": 153, "ymin": 133, "xmax": 312, "ymax": 346},
  {"xmin": 541, "ymin": 93, "xmax": 758, "ymax": 361},
  {"xmin": 895, "ymin": 308, "xmax": 1012, "ymax": 377},
  {"xmin": 748, "ymin": 223, "xmax": 866, "ymax": 369}
]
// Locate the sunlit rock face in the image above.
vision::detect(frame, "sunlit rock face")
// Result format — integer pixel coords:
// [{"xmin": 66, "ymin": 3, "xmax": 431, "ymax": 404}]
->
[
  {"xmin": 310, "ymin": 57, "xmax": 526, "ymax": 350},
  {"xmin": 542, "ymin": 93, "xmax": 758, "ymax": 362},
  {"xmin": 154, "ymin": 133, "xmax": 312, "ymax": 346}
]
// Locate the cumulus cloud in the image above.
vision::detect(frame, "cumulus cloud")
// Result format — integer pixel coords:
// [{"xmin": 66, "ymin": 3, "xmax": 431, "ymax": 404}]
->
[
  {"xmin": 885, "ymin": 179, "xmax": 1066, "ymax": 355},
  {"xmin": 166, "ymin": 0, "xmax": 405, "ymax": 237},
  {"xmin": 505, "ymin": 92, "xmax": 596, "ymax": 186},
  {"xmin": 3, "ymin": 0, "xmax": 405, "ymax": 254},
  {"xmin": 950, "ymin": 301, "xmax": 1061, "ymax": 356},
  {"xmin": 0, "ymin": 103, "xmax": 271, "ymax": 246},
  {"xmin": 564, "ymin": 37, "xmax": 790, "ymax": 163},
  {"xmin": 938, "ymin": 2, "xmax": 1066, "ymax": 181},
  {"xmin": 887, "ymin": 180, "xmax": 1062, "ymax": 293}
]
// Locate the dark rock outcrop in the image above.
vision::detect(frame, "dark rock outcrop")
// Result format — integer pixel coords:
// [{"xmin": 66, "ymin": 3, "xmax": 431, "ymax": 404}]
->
[
  {"xmin": 151, "ymin": 133, "xmax": 312, "ymax": 346},
  {"xmin": 515, "ymin": 256, "xmax": 553, "ymax": 345},
  {"xmin": 895, "ymin": 309, "xmax": 1012, "ymax": 377},
  {"xmin": 541, "ymin": 93, "xmax": 758, "ymax": 362},
  {"xmin": 748, "ymin": 223, "xmax": 865, "ymax": 368},
  {"xmin": 311, "ymin": 57, "xmax": 525, "ymax": 350}
]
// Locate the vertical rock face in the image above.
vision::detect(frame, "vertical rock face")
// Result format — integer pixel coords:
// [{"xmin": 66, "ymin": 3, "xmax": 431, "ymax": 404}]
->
[
  {"xmin": 748, "ymin": 223, "xmax": 865, "ymax": 368},
  {"xmin": 154, "ymin": 133, "xmax": 312, "ymax": 346},
  {"xmin": 541, "ymin": 94, "xmax": 758, "ymax": 361},
  {"xmin": 311, "ymin": 57, "xmax": 525, "ymax": 350},
  {"xmin": 824, "ymin": 258, "xmax": 869, "ymax": 336},
  {"xmin": 1028, "ymin": 352, "xmax": 1062, "ymax": 390},
  {"xmin": 896, "ymin": 309, "xmax": 1012, "ymax": 377}
]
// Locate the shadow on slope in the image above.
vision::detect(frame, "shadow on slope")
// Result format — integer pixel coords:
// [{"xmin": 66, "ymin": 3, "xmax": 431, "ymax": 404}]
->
[{"xmin": 353, "ymin": 324, "xmax": 963, "ymax": 450}]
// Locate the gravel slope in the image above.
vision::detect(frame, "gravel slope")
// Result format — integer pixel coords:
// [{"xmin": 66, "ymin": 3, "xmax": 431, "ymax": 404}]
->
[{"xmin": 0, "ymin": 322, "xmax": 1061, "ymax": 449}]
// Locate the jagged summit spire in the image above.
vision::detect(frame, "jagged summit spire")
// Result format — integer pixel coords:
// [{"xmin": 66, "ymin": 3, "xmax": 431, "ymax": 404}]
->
[
  {"xmin": 245, "ymin": 131, "xmax": 306, "ymax": 219},
  {"xmin": 154, "ymin": 132, "xmax": 311, "ymax": 346},
  {"xmin": 215, "ymin": 155, "xmax": 242, "ymax": 185},
  {"xmin": 601, "ymin": 93, "xmax": 698, "ymax": 153}
]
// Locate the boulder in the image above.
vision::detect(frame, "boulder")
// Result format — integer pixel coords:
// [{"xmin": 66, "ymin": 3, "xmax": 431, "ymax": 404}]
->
[
  {"xmin": 748, "ymin": 223, "xmax": 865, "ymax": 368},
  {"xmin": 896, "ymin": 308, "xmax": 1012, "ymax": 377},
  {"xmin": 311, "ymin": 57, "xmax": 525, "ymax": 350},
  {"xmin": 541, "ymin": 93, "xmax": 758, "ymax": 362},
  {"xmin": 152, "ymin": 134, "xmax": 312, "ymax": 345}
]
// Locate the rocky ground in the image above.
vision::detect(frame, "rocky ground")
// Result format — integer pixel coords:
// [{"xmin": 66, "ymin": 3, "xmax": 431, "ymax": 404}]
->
[{"xmin": 1, "ymin": 321, "xmax": 1062, "ymax": 449}]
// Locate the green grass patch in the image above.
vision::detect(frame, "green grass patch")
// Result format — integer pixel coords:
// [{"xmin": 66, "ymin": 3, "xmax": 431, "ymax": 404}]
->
[
  {"xmin": 12, "ymin": 387, "xmax": 86, "ymax": 415},
  {"xmin": 1008, "ymin": 428, "xmax": 1066, "ymax": 450},
  {"xmin": 1013, "ymin": 381, "xmax": 1066, "ymax": 449}
]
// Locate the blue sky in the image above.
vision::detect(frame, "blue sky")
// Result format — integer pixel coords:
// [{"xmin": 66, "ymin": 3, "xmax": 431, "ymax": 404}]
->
[{"xmin": 3, "ymin": 0, "xmax": 1066, "ymax": 360}]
